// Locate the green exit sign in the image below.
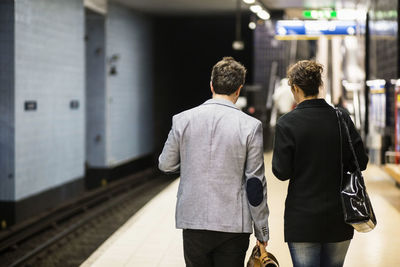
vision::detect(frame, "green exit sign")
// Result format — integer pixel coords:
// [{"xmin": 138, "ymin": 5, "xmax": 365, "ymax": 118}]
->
[{"xmin": 303, "ymin": 10, "xmax": 337, "ymax": 19}]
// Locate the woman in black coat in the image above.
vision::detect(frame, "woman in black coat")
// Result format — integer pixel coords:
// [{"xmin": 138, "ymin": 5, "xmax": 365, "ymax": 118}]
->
[{"xmin": 272, "ymin": 60, "xmax": 368, "ymax": 267}]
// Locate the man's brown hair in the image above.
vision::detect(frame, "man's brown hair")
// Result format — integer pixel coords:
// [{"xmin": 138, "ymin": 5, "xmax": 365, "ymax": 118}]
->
[{"xmin": 211, "ymin": 57, "xmax": 247, "ymax": 95}]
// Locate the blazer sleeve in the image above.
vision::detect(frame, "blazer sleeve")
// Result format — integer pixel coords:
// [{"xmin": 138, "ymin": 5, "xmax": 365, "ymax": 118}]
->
[
  {"xmin": 272, "ymin": 123, "xmax": 294, "ymax": 180},
  {"xmin": 340, "ymin": 109, "xmax": 369, "ymax": 171},
  {"xmin": 245, "ymin": 121, "xmax": 270, "ymax": 242},
  {"xmin": 158, "ymin": 116, "xmax": 181, "ymax": 173}
]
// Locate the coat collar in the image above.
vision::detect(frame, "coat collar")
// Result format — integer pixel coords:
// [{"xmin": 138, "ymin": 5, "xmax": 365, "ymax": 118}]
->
[
  {"xmin": 296, "ymin": 98, "xmax": 330, "ymax": 109},
  {"xmin": 202, "ymin": 98, "xmax": 239, "ymax": 110}
]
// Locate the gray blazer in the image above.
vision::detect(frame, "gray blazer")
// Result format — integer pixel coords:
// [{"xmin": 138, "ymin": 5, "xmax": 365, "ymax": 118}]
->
[{"xmin": 159, "ymin": 98, "xmax": 269, "ymax": 241}]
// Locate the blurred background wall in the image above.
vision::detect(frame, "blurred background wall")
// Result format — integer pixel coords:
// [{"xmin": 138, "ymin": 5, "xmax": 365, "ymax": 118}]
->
[{"xmin": 153, "ymin": 13, "xmax": 254, "ymax": 152}]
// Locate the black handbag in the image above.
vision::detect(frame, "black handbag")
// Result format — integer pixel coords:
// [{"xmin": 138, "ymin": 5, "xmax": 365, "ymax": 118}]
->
[{"xmin": 336, "ymin": 108, "xmax": 377, "ymax": 232}]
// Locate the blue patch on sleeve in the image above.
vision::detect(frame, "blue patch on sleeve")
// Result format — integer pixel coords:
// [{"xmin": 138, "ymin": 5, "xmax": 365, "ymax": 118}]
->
[{"xmin": 246, "ymin": 178, "xmax": 264, "ymax": 207}]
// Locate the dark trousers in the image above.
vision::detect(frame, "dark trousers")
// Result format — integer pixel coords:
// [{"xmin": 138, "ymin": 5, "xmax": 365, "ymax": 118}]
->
[{"xmin": 183, "ymin": 229, "xmax": 250, "ymax": 267}]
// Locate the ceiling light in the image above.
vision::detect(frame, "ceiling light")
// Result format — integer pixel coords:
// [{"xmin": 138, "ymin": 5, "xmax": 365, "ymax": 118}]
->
[
  {"xmin": 232, "ymin": 40, "xmax": 245, "ymax": 50},
  {"xmin": 243, "ymin": 0, "xmax": 255, "ymax": 4},
  {"xmin": 250, "ymin": 5, "xmax": 262, "ymax": 13},
  {"xmin": 257, "ymin": 10, "xmax": 270, "ymax": 20},
  {"xmin": 248, "ymin": 22, "xmax": 256, "ymax": 30}
]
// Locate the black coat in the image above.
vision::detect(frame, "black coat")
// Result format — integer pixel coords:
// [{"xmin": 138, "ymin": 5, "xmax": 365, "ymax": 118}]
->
[{"xmin": 272, "ymin": 99, "xmax": 368, "ymax": 242}]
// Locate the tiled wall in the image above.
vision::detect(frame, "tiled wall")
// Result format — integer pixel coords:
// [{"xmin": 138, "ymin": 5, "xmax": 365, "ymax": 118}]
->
[
  {"xmin": 368, "ymin": 0, "xmax": 399, "ymax": 80},
  {"xmin": 85, "ymin": 10, "xmax": 107, "ymax": 168},
  {"xmin": 1, "ymin": 0, "xmax": 154, "ymax": 201},
  {"xmin": 14, "ymin": 0, "xmax": 85, "ymax": 200},
  {"xmin": 0, "ymin": 0, "xmax": 15, "ymax": 201},
  {"xmin": 105, "ymin": 2, "xmax": 154, "ymax": 166}
]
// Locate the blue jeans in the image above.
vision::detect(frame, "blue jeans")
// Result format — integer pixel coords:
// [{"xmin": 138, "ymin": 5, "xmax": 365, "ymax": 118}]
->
[{"xmin": 288, "ymin": 241, "xmax": 351, "ymax": 267}]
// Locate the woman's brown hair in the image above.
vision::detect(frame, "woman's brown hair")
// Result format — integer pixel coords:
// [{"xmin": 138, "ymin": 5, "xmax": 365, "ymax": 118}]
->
[{"xmin": 287, "ymin": 60, "xmax": 323, "ymax": 97}]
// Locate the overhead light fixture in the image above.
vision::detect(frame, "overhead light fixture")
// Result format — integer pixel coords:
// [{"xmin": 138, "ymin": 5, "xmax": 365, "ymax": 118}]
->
[
  {"xmin": 245, "ymin": 2, "xmax": 271, "ymax": 22},
  {"xmin": 233, "ymin": 0, "xmax": 244, "ymax": 50},
  {"xmin": 250, "ymin": 5, "xmax": 262, "ymax": 13},
  {"xmin": 232, "ymin": 40, "xmax": 245, "ymax": 50},
  {"xmin": 257, "ymin": 10, "xmax": 270, "ymax": 20},
  {"xmin": 248, "ymin": 21, "xmax": 256, "ymax": 30}
]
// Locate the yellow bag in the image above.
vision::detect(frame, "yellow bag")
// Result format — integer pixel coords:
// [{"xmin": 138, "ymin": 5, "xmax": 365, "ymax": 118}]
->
[{"xmin": 246, "ymin": 244, "xmax": 279, "ymax": 267}]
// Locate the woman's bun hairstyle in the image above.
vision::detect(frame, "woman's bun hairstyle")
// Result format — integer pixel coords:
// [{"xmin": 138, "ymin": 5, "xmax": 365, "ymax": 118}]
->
[{"xmin": 287, "ymin": 60, "xmax": 323, "ymax": 97}]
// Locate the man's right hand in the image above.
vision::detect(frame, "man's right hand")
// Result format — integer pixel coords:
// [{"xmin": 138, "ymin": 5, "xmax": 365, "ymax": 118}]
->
[{"xmin": 257, "ymin": 240, "xmax": 268, "ymax": 247}]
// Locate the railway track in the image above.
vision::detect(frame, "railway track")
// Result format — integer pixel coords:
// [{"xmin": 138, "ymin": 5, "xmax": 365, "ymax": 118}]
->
[{"xmin": 0, "ymin": 169, "xmax": 176, "ymax": 267}]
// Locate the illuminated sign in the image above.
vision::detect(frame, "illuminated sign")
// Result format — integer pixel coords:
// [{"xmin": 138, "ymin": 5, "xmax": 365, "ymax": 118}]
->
[
  {"xmin": 367, "ymin": 79, "xmax": 386, "ymax": 93},
  {"xmin": 371, "ymin": 10, "xmax": 398, "ymax": 20},
  {"xmin": 275, "ymin": 20, "xmax": 357, "ymax": 39},
  {"xmin": 303, "ymin": 10, "xmax": 337, "ymax": 19},
  {"xmin": 370, "ymin": 21, "xmax": 397, "ymax": 37},
  {"xmin": 302, "ymin": 9, "xmax": 367, "ymax": 20}
]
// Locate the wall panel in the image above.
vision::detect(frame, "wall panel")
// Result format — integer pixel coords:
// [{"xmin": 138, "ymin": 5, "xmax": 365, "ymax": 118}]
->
[
  {"xmin": 106, "ymin": 2, "xmax": 154, "ymax": 166},
  {"xmin": 0, "ymin": 0, "xmax": 15, "ymax": 201},
  {"xmin": 14, "ymin": 0, "xmax": 85, "ymax": 200}
]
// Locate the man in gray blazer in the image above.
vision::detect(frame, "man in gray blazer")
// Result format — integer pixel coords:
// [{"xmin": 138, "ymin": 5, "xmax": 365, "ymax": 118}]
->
[{"xmin": 159, "ymin": 57, "xmax": 269, "ymax": 267}]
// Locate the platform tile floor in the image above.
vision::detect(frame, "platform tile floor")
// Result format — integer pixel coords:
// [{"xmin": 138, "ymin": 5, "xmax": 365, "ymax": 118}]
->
[{"xmin": 82, "ymin": 153, "xmax": 400, "ymax": 267}]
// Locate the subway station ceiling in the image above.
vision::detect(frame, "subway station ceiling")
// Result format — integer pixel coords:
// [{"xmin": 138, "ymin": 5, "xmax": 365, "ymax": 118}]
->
[{"xmin": 114, "ymin": 0, "xmax": 364, "ymax": 14}]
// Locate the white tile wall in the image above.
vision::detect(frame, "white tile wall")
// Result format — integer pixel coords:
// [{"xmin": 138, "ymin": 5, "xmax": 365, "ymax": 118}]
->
[
  {"xmin": 14, "ymin": 0, "xmax": 85, "ymax": 200},
  {"xmin": 85, "ymin": 10, "xmax": 107, "ymax": 168},
  {"xmin": 105, "ymin": 2, "xmax": 154, "ymax": 166},
  {"xmin": 1, "ymin": 0, "xmax": 155, "ymax": 201},
  {"xmin": 0, "ymin": 0, "xmax": 15, "ymax": 201}
]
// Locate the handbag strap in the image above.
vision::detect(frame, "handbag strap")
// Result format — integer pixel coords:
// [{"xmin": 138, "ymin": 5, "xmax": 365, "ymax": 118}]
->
[
  {"xmin": 335, "ymin": 108, "xmax": 361, "ymax": 172},
  {"xmin": 335, "ymin": 108, "xmax": 344, "ymax": 186}
]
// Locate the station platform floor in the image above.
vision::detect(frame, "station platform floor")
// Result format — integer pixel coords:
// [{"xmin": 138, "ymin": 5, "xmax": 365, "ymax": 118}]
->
[{"xmin": 81, "ymin": 153, "xmax": 400, "ymax": 267}]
